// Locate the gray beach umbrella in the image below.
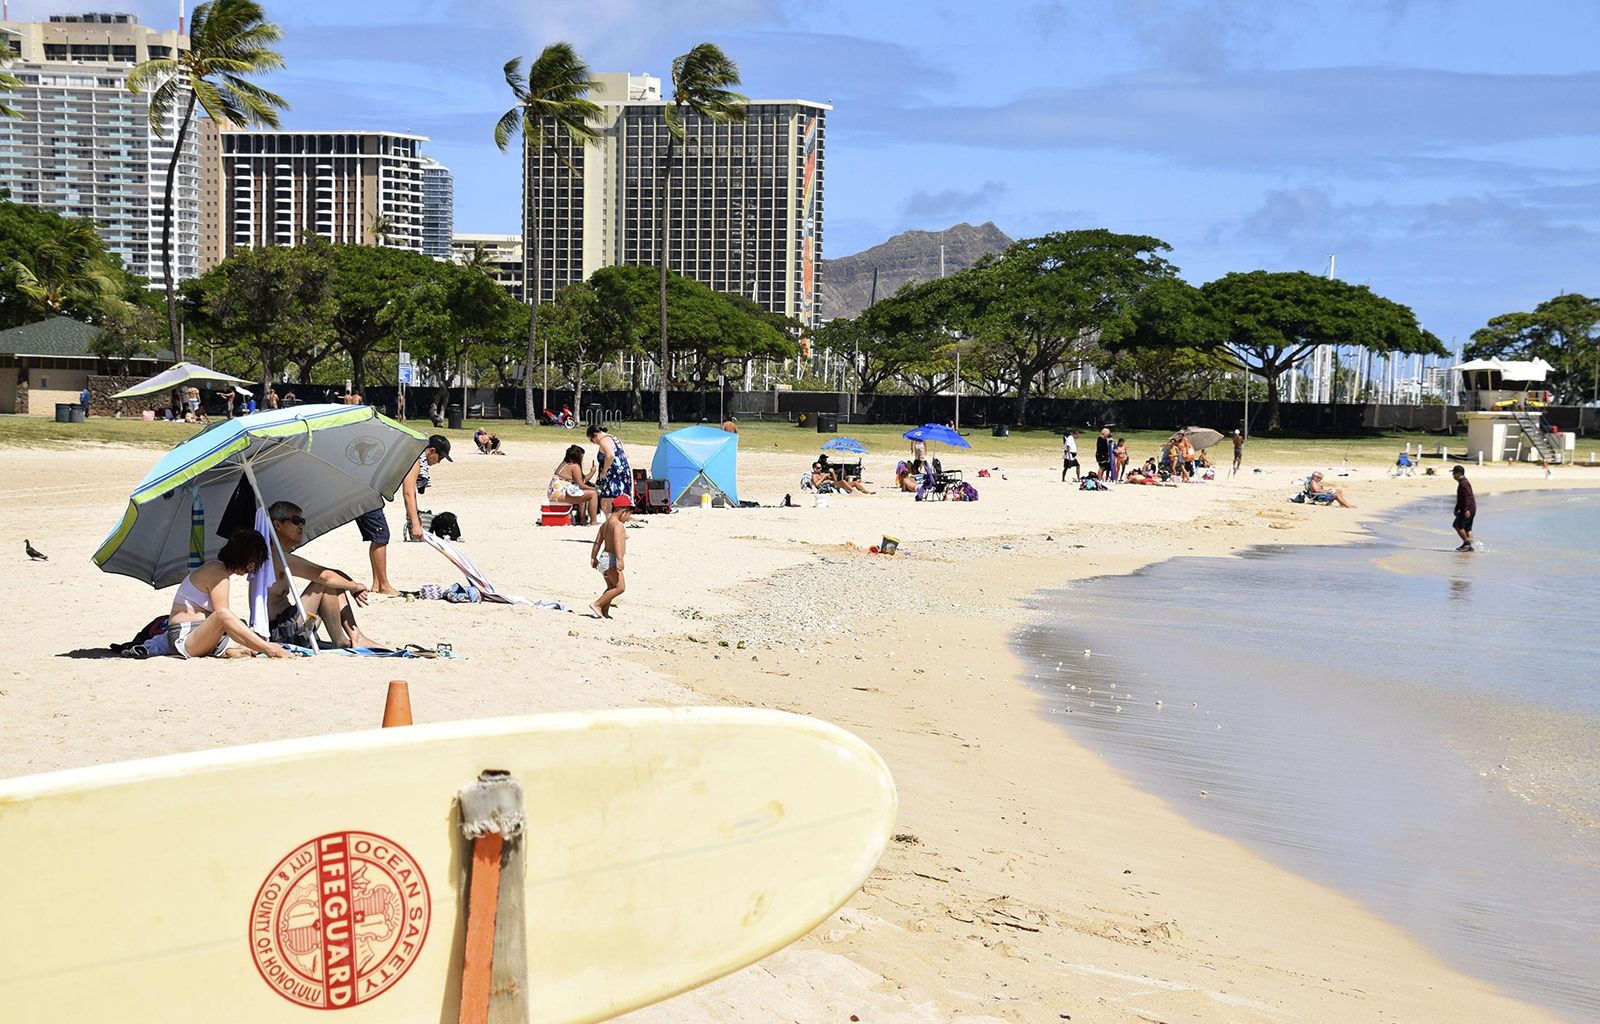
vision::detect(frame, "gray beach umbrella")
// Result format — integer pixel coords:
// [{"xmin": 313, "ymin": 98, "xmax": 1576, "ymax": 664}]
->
[{"xmin": 94, "ymin": 405, "xmax": 428, "ymax": 589}]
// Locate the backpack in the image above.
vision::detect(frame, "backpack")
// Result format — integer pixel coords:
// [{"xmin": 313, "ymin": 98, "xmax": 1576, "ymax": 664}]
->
[{"xmin": 430, "ymin": 511, "xmax": 462, "ymax": 540}]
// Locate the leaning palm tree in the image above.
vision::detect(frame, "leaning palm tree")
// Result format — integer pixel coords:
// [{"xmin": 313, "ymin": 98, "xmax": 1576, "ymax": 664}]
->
[
  {"xmin": 495, "ymin": 43, "xmax": 601, "ymax": 424},
  {"xmin": 656, "ymin": 44, "xmax": 747, "ymax": 428},
  {"xmin": 7, "ymin": 221, "xmax": 123, "ymax": 319},
  {"xmin": 128, "ymin": 0, "xmax": 288, "ymax": 361}
]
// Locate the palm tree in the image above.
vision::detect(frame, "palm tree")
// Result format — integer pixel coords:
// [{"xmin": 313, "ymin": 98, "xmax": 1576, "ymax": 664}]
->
[
  {"xmin": 459, "ymin": 240, "xmax": 496, "ymax": 275},
  {"xmin": 0, "ymin": 67, "xmax": 25, "ymax": 120},
  {"xmin": 128, "ymin": 0, "xmax": 288, "ymax": 361},
  {"xmin": 495, "ymin": 43, "xmax": 601, "ymax": 424},
  {"xmin": 366, "ymin": 211, "xmax": 397, "ymax": 246},
  {"xmin": 7, "ymin": 220, "xmax": 122, "ymax": 319},
  {"xmin": 656, "ymin": 44, "xmax": 747, "ymax": 428}
]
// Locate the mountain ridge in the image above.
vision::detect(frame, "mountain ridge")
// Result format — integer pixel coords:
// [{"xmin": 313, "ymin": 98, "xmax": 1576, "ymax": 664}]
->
[{"xmin": 819, "ymin": 222, "xmax": 1014, "ymax": 320}]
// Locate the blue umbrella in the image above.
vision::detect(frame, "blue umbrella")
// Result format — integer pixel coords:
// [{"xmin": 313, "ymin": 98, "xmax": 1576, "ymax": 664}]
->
[
  {"xmin": 903, "ymin": 424, "xmax": 971, "ymax": 449},
  {"xmin": 821, "ymin": 437, "xmax": 868, "ymax": 455}
]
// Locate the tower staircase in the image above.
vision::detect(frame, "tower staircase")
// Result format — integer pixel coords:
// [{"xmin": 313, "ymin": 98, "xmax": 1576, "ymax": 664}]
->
[{"xmin": 1512, "ymin": 410, "xmax": 1562, "ymax": 463}]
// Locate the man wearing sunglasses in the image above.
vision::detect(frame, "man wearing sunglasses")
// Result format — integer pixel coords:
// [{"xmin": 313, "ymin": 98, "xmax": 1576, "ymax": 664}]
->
[{"xmin": 264, "ymin": 500, "xmax": 378, "ymax": 649}]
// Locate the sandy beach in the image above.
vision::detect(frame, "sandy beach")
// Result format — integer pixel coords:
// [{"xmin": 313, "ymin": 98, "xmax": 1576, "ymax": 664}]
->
[{"xmin": 3, "ymin": 434, "xmax": 1591, "ymax": 1023}]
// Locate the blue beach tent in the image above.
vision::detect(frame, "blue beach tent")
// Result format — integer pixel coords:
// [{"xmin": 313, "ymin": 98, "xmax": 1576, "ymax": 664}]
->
[{"xmin": 650, "ymin": 425, "xmax": 740, "ymax": 507}]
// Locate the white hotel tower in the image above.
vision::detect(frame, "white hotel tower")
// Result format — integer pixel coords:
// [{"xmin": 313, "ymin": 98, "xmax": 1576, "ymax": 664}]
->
[{"xmin": 0, "ymin": 12, "xmax": 201, "ymax": 288}]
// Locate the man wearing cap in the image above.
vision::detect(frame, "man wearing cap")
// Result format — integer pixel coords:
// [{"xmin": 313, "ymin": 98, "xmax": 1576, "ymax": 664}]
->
[
  {"xmin": 1451, "ymin": 465, "xmax": 1475, "ymax": 551},
  {"xmin": 355, "ymin": 433, "xmax": 453, "ymax": 595}
]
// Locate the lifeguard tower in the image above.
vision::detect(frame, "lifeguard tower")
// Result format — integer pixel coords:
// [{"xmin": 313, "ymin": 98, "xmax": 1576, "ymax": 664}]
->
[{"xmin": 1453, "ymin": 357, "xmax": 1574, "ymax": 463}]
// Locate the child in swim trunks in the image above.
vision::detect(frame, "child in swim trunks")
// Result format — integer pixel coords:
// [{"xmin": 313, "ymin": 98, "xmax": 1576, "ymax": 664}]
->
[{"xmin": 590, "ymin": 493, "xmax": 633, "ymax": 618}]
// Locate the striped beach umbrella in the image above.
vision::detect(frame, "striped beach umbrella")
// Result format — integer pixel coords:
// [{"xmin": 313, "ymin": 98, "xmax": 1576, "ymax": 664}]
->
[{"xmin": 94, "ymin": 405, "xmax": 428, "ymax": 588}]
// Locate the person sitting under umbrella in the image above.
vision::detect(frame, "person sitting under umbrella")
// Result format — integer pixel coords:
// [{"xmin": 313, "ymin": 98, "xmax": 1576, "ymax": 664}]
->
[
  {"xmin": 166, "ymin": 530, "xmax": 293, "ymax": 659},
  {"xmin": 812, "ymin": 454, "xmax": 874, "ymax": 495},
  {"xmin": 265, "ymin": 501, "xmax": 379, "ymax": 649}
]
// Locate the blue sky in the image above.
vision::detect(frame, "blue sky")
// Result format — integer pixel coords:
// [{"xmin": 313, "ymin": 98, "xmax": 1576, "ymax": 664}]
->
[{"xmin": 19, "ymin": 0, "xmax": 1598, "ymax": 347}]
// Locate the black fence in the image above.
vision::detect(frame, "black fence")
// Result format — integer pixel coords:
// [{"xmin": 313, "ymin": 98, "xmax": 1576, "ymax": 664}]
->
[{"xmin": 256, "ymin": 384, "xmax": 1597, "ymax": 437}]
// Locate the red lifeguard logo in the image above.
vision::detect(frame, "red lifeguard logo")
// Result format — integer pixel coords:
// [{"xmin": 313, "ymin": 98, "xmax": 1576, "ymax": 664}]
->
[{"xmin": 250, "ymin": 831, "xmax": 431, "ymax": 1009}]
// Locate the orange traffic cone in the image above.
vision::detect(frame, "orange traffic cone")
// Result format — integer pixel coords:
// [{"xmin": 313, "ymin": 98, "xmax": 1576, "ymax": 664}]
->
[{"xmin": 382, "ymin": 680, "xmax": 413, "ymax": 728}]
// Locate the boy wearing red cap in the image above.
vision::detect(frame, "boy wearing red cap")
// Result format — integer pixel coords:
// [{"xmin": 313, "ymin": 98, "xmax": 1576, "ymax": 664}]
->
[{"xmin": 590, "ymin": 494, "xmax": 633, "ymax": 618}]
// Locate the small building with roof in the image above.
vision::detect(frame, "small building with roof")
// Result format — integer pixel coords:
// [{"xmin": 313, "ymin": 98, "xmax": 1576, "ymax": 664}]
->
[{"xmin": 0, "ymin": 317, "xmax": 174, "ymax": 415}]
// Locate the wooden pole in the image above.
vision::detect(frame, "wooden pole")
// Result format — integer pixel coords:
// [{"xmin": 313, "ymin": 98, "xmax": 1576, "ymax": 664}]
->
[{"xmin": 458, "ymin": 831, "xmax": 505, "ymax": 1024}]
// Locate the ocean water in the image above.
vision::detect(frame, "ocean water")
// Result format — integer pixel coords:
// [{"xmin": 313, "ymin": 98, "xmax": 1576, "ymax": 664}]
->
[{"xmin": 1015, "ymin": 488, "xmax": 1600, "ymax": 1022}]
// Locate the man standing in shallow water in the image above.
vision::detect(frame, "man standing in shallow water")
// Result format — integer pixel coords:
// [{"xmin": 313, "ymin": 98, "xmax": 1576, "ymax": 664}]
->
[{"xmin": 1452, "ymin": 465, "xmax": 1476, "ymax": 551}]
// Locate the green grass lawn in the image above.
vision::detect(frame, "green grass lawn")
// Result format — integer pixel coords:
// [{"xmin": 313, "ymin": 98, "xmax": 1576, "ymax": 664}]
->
[{"xmin": 0, "ymin": 411, "xmax": 1455, "ymax": 469}]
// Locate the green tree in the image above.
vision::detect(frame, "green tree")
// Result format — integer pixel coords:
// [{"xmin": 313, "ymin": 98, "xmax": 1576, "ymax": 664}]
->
[
  {"xmin": 128, "ymin": 0, "xmax": 288, "ymax": 361},
  {"xmin": 88, "ymin": 302, "xmax": 162, "ymax": 381},
  {"xmin": 1098, "ymin": 276, "xmax": 1230, "ymax": 400},
  {"xmin": 324, "ymin": 243, "xmax": 447, "ymax": 394},
  {"xmin": 495, "ymin": 43, "xmax": 602, "ymax": 423},
  {"xmin": 184, "ymin": 242, "xmax": 334, "ymax": 393},
  {"xmin": 935, "ymin": 230, "xmax": 1178, "ymax": 424},
  {"xmin": 655, "ymin": 43, "xmax": 748, "ymax": 428},
  {"xmin": 593, "ymin": 264, "xmax": 793, "ymax": 395},
  {"xmin": 1468, "ymin": 293, "xmax": 1600, "ymax": 404},
  {"xmin": 0, "ymin": 68, "xmax": 24, "ymax": 120},
  {"xmin": 4, "ymin": 218, "xmax": 124, "ymax": 323},
  {"xmin": 1200, "ymin": 270, "xmax": 1444, "ymax": 429},
  {"xmin": 849, "ymin": 280, "xmax": 961, "ymax": 395}
]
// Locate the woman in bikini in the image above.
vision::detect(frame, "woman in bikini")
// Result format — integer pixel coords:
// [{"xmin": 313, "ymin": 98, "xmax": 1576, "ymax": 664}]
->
[
  {"xmin": 548, "ymin": 444, "xmax": 600, "ymax": 524},
  {"xmin": 166, "ymin": 529, "xmax": 293, "ymax": 659}
]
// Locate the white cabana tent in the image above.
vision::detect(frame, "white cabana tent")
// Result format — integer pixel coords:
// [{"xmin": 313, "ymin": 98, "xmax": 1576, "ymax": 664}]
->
[{"xmin": 112, "ymin": 362, "xmax": 255, "ymax": 399}]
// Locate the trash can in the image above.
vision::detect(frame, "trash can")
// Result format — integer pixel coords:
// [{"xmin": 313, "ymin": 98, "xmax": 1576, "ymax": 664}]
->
[
  {"xmin": 446, "ymin": 404, "xmax": 463, "ymax": 430},
  {"xmin": 816, "ymin": 412, "xmax": 838, "ymax": 433},
  {"xmin": 70, "ymin": 405, "xmax": 86, "ymax": 423},
  {"xmin": 55, "ymin": 403, "xmax": 73, "ymax": 423},
  {"xmin": 991, "ymin": 423, "xmax": 1009, "ymax": 437}
]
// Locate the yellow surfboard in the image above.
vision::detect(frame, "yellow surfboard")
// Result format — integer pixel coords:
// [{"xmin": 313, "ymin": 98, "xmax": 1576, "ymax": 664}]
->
[{"xmin": 0, "ymin": 707, "xmax": 896, "ymax": 1023}]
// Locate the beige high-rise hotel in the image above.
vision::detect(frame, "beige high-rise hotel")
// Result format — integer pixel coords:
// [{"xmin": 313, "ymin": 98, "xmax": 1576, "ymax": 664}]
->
[{"xmin": 521, "ymin": 73, "xmax": 828, "ymax": 329}]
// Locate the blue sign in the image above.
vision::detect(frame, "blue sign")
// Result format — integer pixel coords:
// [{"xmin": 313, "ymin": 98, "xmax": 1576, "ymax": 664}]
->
[{"xmin": 398, "ymin": 364, "xmax": 414, "ymax": 384}]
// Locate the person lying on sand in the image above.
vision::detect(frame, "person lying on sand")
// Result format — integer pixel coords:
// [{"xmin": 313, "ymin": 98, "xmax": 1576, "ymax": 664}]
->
[
  {"xmin": 896, "ymin": 461, "xmax": 923, "ymax": 492},
  {"xmin": 166, "ymin": 530, "xmax": 292, "ymax": 659},
  {"xmin": 1307, "ymin": 471, "xmax": 1356, "ymax": 508},
  {"xmin": 265, "ymin": 501, "xmax": 378, "ymax": 648}
]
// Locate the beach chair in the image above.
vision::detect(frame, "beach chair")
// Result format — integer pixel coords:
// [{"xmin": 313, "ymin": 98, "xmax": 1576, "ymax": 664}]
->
[
  {"xmin": 929, "ymin": 457, "xmax": 962, "ymax": 495},
  {"xmin": 1390, "ymin": 453, "xmax": 1416, "ymax": 478}
]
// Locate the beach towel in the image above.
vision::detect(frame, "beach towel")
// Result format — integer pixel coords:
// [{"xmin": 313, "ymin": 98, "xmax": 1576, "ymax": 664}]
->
[
  {"xmin": 422, "ymin": 533, "xmax": 567, "ymax": 610},
  {"xmin": 276, "ymin": 644, "xmax": 463, "ymax": 659},
  {"xmin": 246, "ymin": 507, "xmax": 276, "ymax": 639}
]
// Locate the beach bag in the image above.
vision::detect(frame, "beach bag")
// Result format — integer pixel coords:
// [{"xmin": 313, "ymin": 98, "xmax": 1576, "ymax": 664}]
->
[
  {"xmin": 112, "ymin": 615, "xmax": 169, "ymax": 656},
  {"xmin": 430, "ymin": 511, "xmax": 461, "ymax": 540},
  {"xmin": 443, "ymin": 583, "xmax": 482, "ymax": 604},
  {"xmin": 1288, "ymin": 491, "xmax": 1307, "ymax": 503},
  {"xmin": 956, "ymin": 481, "xmax": 979, "ymax": 501},
  {"xmin": 418, "ymin": 583, "xmax": 445, "ymax": 600}
]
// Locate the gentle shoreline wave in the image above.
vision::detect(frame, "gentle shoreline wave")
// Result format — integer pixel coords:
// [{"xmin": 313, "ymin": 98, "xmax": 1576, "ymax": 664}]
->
[{"xmin": 1013, "ymin": 489, "xmax": 1600, "ymax": 1022}]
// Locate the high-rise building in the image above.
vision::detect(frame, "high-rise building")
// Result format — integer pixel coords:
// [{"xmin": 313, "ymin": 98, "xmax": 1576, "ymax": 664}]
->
[
  {"xmin": 450, "ymin": 232, "xmax": 523, "ymax": 300},
  {"xmin": 419, "ymin": 155, "xmax": 452, "ymax": 259},
  {"xmin": 196, "ymin": 115, "xmax": 225, "ymax": 272},
  {"xmin": 220, "ymin": 130, "xmax": 425, "ymax": 253},
  {"xmin": 0, "ymin": 13, "xmax": 201, "ymax": 288},
  {"xmin": 521, "ymin": 73, "xmax": 828, "ymax": 328}
]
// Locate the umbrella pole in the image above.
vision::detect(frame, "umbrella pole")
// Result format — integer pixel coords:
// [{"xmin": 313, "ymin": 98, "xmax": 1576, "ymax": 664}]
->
[{"xmin": 242, "ymin": 461, "xmax": 316, "ymax": 656}]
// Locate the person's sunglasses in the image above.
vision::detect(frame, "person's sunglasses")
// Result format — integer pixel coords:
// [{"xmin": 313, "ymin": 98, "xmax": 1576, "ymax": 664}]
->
[{"xmin": 276, "ymin": 515, "xmax": 307, "ymax": 526}]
